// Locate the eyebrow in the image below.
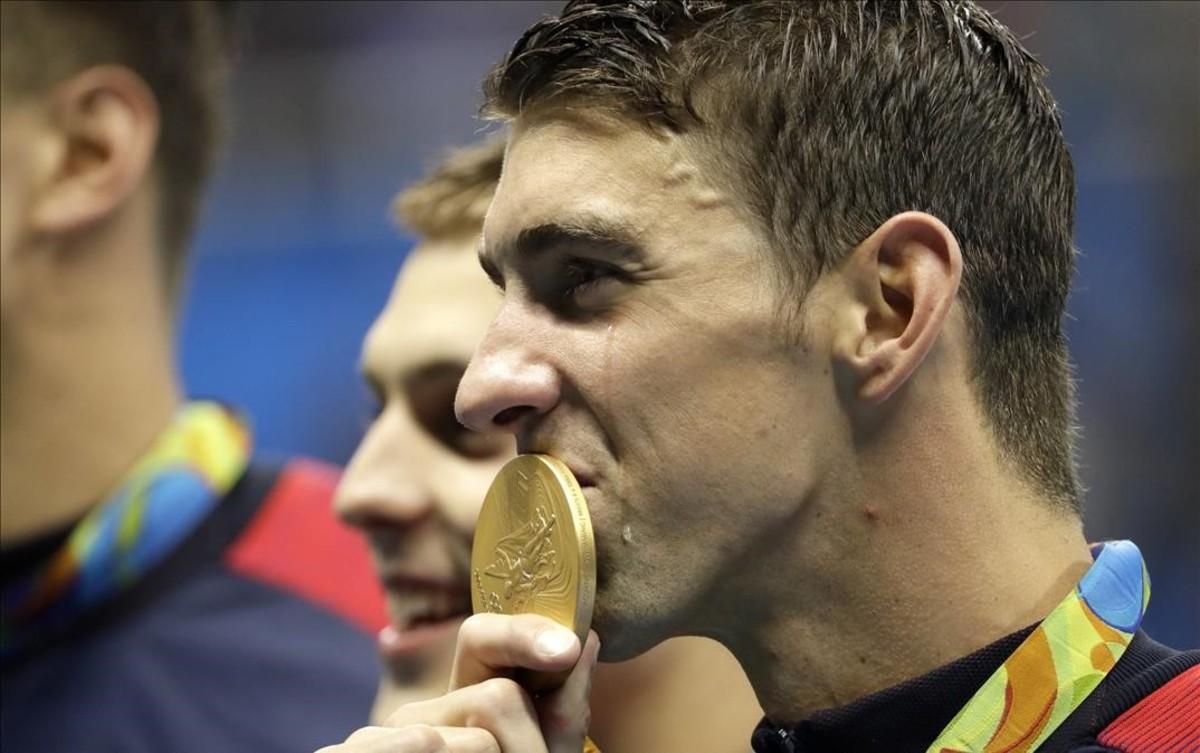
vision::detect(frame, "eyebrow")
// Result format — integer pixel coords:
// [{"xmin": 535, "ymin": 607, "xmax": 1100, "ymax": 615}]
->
[{"xmin": 478, "ymin": 216, "xmax": 645, "ymax": 288}]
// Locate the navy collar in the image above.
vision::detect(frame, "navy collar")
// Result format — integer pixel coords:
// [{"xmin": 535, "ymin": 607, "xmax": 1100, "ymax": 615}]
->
[{"xmin": 750, "ymin": 625, "xmax": 1034, "ymax": 753}]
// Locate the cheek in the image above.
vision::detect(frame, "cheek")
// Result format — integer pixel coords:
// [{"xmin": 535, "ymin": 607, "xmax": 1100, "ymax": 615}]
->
[
  {"xmin": 0, "ymin": 125, "xmax": 33, "ymax": 270},
  {"xmin": 0, "ymin": 170, "xmax": 23, "ymax": 312},
  {"xmin": 436, "ymin": 455, "xmax": 512, "ymax": 532},
  {"xmin": 608, "ymin": 329, "xmax": 820, "ymax": 525},
  {"xmin": 604, "ymin": 308, "xmax": 779, "ymax": 452},
  {"xmin": 0, "ymin": 189, "xmax": 13, "ymax": 261}
]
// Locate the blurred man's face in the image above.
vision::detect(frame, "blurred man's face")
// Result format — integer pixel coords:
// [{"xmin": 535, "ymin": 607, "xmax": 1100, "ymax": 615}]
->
[
  {"xmin": 456, "ymin": 115, "xmax": 843, "ymax": 661},
  {"xmin": 336, "ymin": 237, "xmax": 511, "ymax": 682}
]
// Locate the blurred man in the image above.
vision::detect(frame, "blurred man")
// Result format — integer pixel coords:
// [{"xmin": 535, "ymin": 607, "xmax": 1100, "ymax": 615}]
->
[
  {"xmin": 336, "ymin": 138, "xmax": 761, "ymax": 751},
  {"xmin": 1, "ymin": 3, "xmax": 383, "ymax": 751},
  {"xmin": 328, "ymin": 1, "xmax": 1198, "ymax": 752}
]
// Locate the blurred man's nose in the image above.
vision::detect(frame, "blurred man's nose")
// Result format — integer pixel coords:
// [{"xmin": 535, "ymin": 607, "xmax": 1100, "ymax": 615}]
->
[
  {"xmin": 455, "ymin": 310, "xmax": 561, "ymax": 434},
  {"xmin": 334, "ymin": 413, "xmax": 434, "ymax": 529}
]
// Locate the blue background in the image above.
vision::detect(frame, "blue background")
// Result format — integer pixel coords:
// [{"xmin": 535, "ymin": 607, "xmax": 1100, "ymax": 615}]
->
[{"xmin": 178, "ymin": 1, "xmax": 1199, "ymax": 647}]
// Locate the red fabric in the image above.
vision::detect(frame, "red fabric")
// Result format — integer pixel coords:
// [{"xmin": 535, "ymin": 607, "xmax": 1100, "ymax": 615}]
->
[
  {"xmin": 1097, "ymin": 664, "xmax": 1200, "ymax": 752},
  {"xmin": 225, "ymin": 459, "xmax": 387, "ymax": 635}
]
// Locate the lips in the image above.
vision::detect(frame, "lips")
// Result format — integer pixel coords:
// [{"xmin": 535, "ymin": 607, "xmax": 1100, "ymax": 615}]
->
[
  {"xmin": 571, "ymin": 470, "xmax": 597, "ymax": 488},
  {"xmin": 383, "ymin": 575, "xmax": 472, "ymax": 628},
  {"xmin": 544, "ymin": 456, "xmax": 596, "ymax": 488},
  {"xmin": 378, "ymin": 574, "xmax": 472, "ymax": 658},
  {"xmin": 513, "ymin": 441, "xmax": 599, "ymax": 486},
  {"xmin": 548, "ymin": 457, "xmax": 599, "ymax": 488},
  {"xmin": 378, "ymin": 616, "xmax": 465, "ymax": 659}
]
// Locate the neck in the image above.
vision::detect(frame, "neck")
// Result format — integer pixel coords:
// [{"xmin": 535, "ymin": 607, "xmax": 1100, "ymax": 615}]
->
[
  {"xmin": 1, "ymin": 230, "xmax": 181, "ymax": 546},
  {"xmin": 718, "ymin": 395, "xmax": 1090, "ymax": 724}
]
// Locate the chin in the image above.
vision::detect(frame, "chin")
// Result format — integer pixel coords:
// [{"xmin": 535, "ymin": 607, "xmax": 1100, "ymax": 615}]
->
[
  {"xmin": 595, "ymin": 621, "xmax": 673, "ymax": 662},
  {"xmin": 591, "ymin": 594, "xmax": 675, "ymax": 662},
  {"xmin": 371, "ymin": 671, "xmax": 448, "ymax": 724},
  {"xmin": 382, "ymin": 648, "xmax": 440, "ymax": 686}
]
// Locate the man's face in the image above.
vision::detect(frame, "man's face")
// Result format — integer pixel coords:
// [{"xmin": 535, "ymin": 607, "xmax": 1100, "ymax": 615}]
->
[
  {"xmin": 457, "ymin": 116, "xmax": 845, "ymax": 660},
  {"xmin": 336, "ymin": 237, "xmax": 511, "ymax": 681}
]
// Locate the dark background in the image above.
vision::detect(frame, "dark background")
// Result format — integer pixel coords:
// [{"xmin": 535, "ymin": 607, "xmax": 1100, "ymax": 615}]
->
[{"xmin": 178, "ymin": 1, "xmax": 1199, "ymax": 646}]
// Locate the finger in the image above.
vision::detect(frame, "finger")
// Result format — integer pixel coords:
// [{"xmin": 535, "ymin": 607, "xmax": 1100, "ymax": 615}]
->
[
  {"xmin": 321, "ymin": 724, "xmax": 450, "ymax": 753},
  {"xmin": 539, "ymin": 631, "xmax": 601, "ymax": 753},
  {"xmin": 332, "ymin": 724, "xmax": 498, "ymax": 753},
  {"xmin": 431, "ymin": 726, "xmax": 500, "ymax": 753},
  {"xmin": 450, "ymin": 613, "xmax": 581, "ymax": 690},
  {"xmin": 384, "ymin": 680, "xmax": 547, "ymax": 753}
]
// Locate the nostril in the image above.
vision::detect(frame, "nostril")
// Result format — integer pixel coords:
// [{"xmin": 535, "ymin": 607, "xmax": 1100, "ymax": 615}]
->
[{"xmin": 493, "ymin": 405, "xmax": 534, "ymax": 427}]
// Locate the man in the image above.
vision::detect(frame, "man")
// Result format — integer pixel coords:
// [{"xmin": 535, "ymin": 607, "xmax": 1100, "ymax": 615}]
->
[
  {"xmin": 1, "ymin": 3, "xmax": 383, "ymax": 751},
  {"xmin": 335, "ymin": 137, "xmax": 762, "ymax": 751},
  {"xmin": 330, "ymin": 1, "xmax": 1200, "ymax": 751}
]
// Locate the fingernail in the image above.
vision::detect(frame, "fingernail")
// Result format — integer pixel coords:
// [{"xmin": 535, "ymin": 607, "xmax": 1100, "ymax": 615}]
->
[{"xmin": 535, "ymin": 628, "xmax": 576, "ymax": 658}]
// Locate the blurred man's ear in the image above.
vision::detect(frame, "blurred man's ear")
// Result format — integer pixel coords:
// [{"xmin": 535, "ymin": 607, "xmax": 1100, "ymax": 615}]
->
[
  {"xmin": 29, "ymin": 65, "xmax": 159, "ymax": 238},
  {"xmin": 833, "ymin": 211, "xmax": 963, "ymax": 404}
]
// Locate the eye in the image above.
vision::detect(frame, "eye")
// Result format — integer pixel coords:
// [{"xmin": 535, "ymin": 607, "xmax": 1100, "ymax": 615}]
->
[
  {"xmin": 409, "ymin": 365, "xmax": 510, "ymax": 460},
  {"xmin": 444, "ymin": 420, "xmax": 512, "ymax": 460},
  {"xmin": 559, "ymin": 258, "xmax": 621, "ymax": 307}
]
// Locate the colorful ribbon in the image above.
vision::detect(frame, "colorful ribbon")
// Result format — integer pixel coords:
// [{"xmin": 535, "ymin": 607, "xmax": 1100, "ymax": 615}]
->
[
  {"xmin": 930, "ymin": 540, "xmax": 1150, "ymax": 753},
  {"xmin": 1, "ymin": 402, "xmax": 251, "ymax": 656}
]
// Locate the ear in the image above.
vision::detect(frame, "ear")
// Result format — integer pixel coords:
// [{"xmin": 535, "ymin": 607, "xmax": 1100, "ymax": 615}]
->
[
  {"xmin": 29, "ymin": 65, "xmax": 159, "ymax": 237},
  {"xmin": 834, "ymin": 211, "xmax": 963, "ymax": 404}
]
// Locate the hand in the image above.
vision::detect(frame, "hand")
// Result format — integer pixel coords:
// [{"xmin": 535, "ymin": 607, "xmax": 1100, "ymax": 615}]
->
[{"xmin": 319, "ymin": 613, "xmax": 601, "ymax": 753}]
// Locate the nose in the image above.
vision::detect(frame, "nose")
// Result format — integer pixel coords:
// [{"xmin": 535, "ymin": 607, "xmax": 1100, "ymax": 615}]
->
[
  {"xmin": 334, "ymin": 410, "xmax": 435, "ymax": 529},
  {"xmin": 455, "ymin": 307, "xmax": 561, "ymax": 434}
]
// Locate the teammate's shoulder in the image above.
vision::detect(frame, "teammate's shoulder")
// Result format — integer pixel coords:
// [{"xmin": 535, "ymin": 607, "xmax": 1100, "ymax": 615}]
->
[
  {"xmin": 1095, "ymin": 660, "xmax": 1200, "ymax": 753},
  {"xmin": 225, "ymin": 456, "xmax": 386, "ymax": 634}
]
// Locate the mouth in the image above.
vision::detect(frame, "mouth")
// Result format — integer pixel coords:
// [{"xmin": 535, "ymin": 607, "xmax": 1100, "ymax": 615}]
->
[
  {"xmin": 548, "ymin": 457, "xmax": 598, "ymax": 488},
  {"xmin": 571, "ymin": 470, "xmax": 597, "ymax": 488},
  {"xmin": 378, "ymin": 575, "xmax": 472, "ymax": 658},
  {"xmin": 514, "ymin": 443, "xmax": 598, "ymax": 488}
]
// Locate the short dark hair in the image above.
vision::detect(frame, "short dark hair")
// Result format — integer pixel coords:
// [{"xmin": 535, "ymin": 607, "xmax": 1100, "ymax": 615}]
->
[
  {"xmin": 1, "ymin": 0, "xmax": 237, "ymax": 298},
  {"xmin": 484, "ymin": 0, "xmax": 1080, "ymax": 510},
  {"xmin": 393, "ymin": 138, "xmax": 505, "ymax": 240}
]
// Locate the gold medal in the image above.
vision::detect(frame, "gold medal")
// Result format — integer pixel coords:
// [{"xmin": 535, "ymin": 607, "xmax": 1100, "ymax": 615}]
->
[
  {"xmin": 470, "ymin": 454, "xmax": 602, "ymax": 751},
  {"xmin": 471, "ymin": 454, "xmax": 596, "ymax": 645}
]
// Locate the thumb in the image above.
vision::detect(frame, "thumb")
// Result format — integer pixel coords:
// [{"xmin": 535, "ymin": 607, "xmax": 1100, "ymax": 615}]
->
[{"xmin": 539, "ymin": 631, "xmax": 601, "ymax": 753}]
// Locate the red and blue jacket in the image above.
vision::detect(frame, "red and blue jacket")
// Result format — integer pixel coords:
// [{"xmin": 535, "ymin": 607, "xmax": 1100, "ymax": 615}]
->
[{"xmin": 1, "ymin": 458, "xmax": 386, "ymax": 753}]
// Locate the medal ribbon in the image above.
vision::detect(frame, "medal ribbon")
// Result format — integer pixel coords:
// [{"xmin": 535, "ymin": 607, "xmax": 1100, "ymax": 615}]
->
[
  {"xmin": 929, "ymin": 540, "xmax": 1150, "ymax": 753},
  {"xmin": 1, "ymin": 401, "xmax": 251, "ymax": 656}
]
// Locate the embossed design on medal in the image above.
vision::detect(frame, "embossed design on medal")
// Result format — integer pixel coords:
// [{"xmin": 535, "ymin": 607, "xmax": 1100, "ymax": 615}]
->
[
  {"xmin": 471, "ymin": 454, "xmax": 596, "ymax": 643},
  {"xmin": 475, "ymin": 471, "xmax": 571, "ymax": 615}
]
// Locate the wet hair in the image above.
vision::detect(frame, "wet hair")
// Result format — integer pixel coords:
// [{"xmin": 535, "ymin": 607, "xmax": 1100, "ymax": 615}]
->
[{"xmin": 484, "ymin": 0, "xmax": 1080, "ymax": 509}]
